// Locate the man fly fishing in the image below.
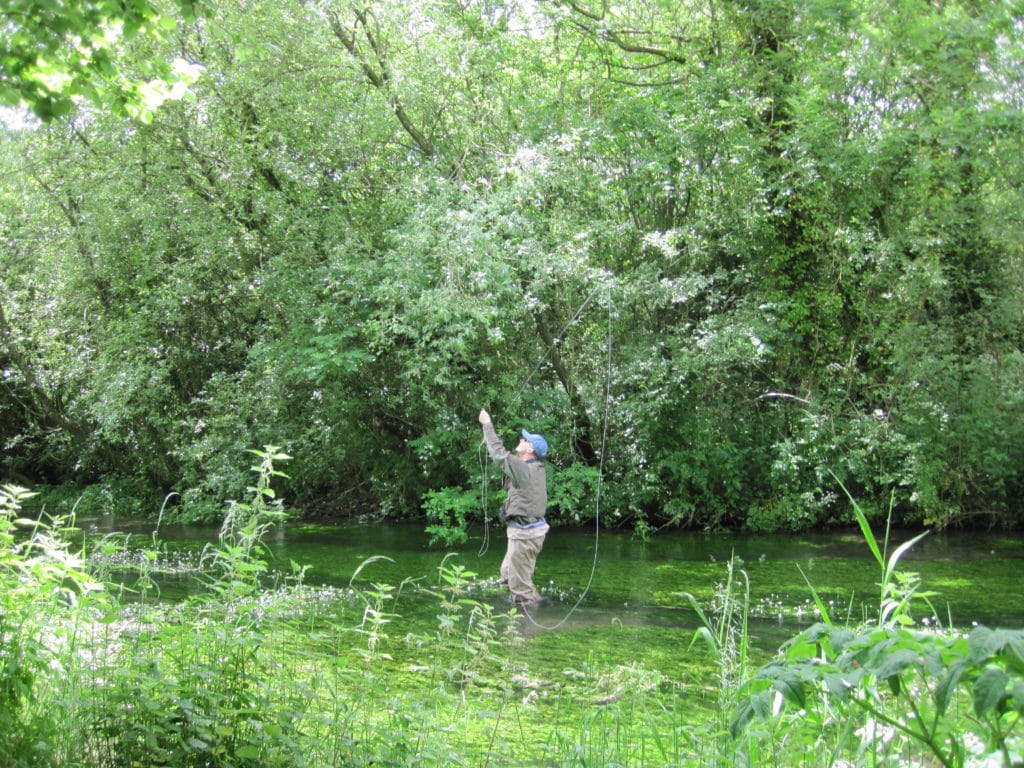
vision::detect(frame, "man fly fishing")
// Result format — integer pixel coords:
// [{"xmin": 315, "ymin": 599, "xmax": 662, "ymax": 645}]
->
[{"xmin": 478, "ymin": 409, "xmax": 549, "ymax": 608}]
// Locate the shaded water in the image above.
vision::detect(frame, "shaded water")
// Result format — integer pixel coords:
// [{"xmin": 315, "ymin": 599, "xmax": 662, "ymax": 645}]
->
[
  {"xmin": 84, "ymin": 516, "xmax": 1024, "ymax": 646},
  {"xmin": 71, "ymin": 517, "xmax": 1024, "ymax": 765}
]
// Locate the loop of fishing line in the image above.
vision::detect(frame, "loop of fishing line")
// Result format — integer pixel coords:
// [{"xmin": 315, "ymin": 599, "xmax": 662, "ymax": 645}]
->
[
  {"xmin": 476, "ymin": 278, "xmax": 609, "ymax": 557},
  {"xmin": 477, "ymin": 440, "xmax": 491, "ymax": 557},
  {"xmin": 478, "ymin": 280, "xmax": 614, "ymax": 632},
  {"xmin": 519, "ymin": 282, "xmax": 612, "ymax": 631}
]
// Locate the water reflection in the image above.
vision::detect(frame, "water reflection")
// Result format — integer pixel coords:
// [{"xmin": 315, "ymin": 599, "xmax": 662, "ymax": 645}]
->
[{"xmin": 81, "ymin": 516, "xmax": 1024, "ymax": 634}]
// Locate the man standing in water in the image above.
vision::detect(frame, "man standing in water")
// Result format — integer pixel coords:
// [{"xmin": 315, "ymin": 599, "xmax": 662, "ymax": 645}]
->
[{"xmin": 478, "ymin": 409, "xmax": 549, "ymax": 608}]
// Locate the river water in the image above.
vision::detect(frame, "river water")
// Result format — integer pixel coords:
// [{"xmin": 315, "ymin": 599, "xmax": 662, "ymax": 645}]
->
[
  {"xmin": 83, "ymin": 516, "xmax": 1024, "ymax": 648},
  {"xmin": 68, "ymin": 516, "xmax": 1024, "ymax": 764}
]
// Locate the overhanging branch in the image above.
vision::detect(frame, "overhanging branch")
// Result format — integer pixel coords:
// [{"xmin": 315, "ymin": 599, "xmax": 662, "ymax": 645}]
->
[{"xmin": 327, "ymin": 7, "xmax": 436, "ymax": 159}]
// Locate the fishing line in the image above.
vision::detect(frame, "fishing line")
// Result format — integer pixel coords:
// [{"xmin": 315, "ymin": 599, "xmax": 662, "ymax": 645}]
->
[
  {"xmin": 519, "ymin": 285, "xmax": 612, "ymax": 632},
  {"xmin": 477, "ymin": 278, "xmax": 609, "ymax": 558},
  {"xmin": 484, "ymin": 247, "xmax": 689, "ymax": 625},
  {"xmin": 507, "ymin": 283, "xmax": 607, "ymax": 412},
  {"xmin": 475, "ymin": 280, "xmax": 610, "ymax": 630},
  {"xmin": 477, "ymin": 441, "xmax": 492, "ymax": 557}
]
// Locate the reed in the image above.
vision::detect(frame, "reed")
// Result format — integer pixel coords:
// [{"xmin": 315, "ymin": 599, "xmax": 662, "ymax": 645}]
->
[
  {"xmin": 675, "ymin": 553, "xmax": 758, "ymax": 767},
  {"xmin": 12, "ymin": 456, "xmax": 1021, "ymax": 767},
  {"xmin": 732, "ymin": 482, "xmax": 1024, "ymax": 768}
]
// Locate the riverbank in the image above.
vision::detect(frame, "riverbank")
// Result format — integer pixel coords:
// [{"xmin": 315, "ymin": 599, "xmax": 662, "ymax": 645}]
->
[{"xmin": 6, "ymin": 479, "xmax": 1024, "ymax": 767}]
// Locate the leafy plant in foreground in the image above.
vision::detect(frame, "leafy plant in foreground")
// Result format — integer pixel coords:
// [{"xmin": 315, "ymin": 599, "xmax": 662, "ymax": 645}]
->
[
  {"xmin": 84, "ymin": 448, "xmax": 307, "ymax": 768},
  {"xmin": 426, "ymin": 555, "xmax": 520, "ymax": 689},
  {"xmin": 733, "ymin": 487, "xmax": 1024, "ymax": 767},
  {"xmin": 0, "ymin": 484, "xmax": 106, "ymax": 767},
  {"xmin": 206, "ymin": 445, "xmax": 293, "ymax": 590}
]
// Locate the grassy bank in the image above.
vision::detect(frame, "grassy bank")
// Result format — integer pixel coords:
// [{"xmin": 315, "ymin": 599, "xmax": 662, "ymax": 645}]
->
[{"xmin": 3, "ymin": 455, "xmax": 1023, "ymax": 767}]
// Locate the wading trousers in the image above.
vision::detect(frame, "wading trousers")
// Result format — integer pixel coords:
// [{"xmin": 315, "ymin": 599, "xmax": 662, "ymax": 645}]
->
[{"xmin": 500, "ymin": 523, "xmax": 549, "ymax": 605}]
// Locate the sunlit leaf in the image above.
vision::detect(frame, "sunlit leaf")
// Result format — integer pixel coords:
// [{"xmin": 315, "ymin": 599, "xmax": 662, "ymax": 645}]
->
[{"xmin": 973, "ymin": 667, "xmax": 1010, "ymax": 717}]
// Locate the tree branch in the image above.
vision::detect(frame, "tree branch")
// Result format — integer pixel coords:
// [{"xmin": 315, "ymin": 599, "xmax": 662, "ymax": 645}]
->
[
  {"xmin": 328, "ymin": 8, "xmax": 436, "ymax": 159},
  {"xmin": 0, "ymin": 296, "xmax": 86, "ymax": 438},
  {"xmin": 547, "ymin": 0, "xmax": 691, "ymax": 71}
]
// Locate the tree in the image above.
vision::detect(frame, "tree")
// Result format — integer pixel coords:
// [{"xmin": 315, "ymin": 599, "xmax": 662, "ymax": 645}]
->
[
  {"xmin": 1, "ymin": 0, "xmax": 203, "ymax": 121},
  {"xmin": 2, "ymin": 0, "xmax": 1023, "ymax": 531}
]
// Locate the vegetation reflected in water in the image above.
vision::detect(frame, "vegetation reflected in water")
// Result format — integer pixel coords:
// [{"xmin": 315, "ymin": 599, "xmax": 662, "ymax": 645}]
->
[{"xmin": 85, "ymin": 516, "xmax": 1024, "ymax": 637}]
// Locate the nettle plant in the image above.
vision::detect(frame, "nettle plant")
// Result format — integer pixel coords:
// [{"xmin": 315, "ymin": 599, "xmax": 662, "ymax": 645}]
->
[
  {"xmin": 204, "ymin": 445, "xmax": 293, "ymax": 592},
  {"xmin": 0, "ymin": 484, "xmax": 106, "ymax": 763},
  {"xmin": 733, "ymin": 488, "xmax": 1024, "ymax": 767}
]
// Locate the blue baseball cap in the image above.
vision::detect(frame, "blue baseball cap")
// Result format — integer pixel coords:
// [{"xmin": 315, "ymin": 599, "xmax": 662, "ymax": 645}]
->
[{"xmin": 521, "ymin": 429, "xmax": 548, "ymax": 458}]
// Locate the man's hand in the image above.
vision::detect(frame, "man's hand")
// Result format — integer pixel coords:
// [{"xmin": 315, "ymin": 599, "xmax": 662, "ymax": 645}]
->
[{"xmin": 478, "ymin": 409, "xmax": 491, "ymax": 425}]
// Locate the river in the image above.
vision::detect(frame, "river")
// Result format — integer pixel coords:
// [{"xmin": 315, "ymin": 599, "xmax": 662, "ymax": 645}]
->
[
  {"xmin": 82, "ymin": 515, "xmax": 1024, "ymax": 649},
  {"xmin": 66, "ymin": 515, "xmax": 1024, "ymax": 766}
]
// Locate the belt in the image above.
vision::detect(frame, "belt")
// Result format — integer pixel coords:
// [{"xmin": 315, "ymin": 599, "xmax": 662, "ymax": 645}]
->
[{"xmin": 510, "ymin": 518, "xmax": 547, "ymax": 530}]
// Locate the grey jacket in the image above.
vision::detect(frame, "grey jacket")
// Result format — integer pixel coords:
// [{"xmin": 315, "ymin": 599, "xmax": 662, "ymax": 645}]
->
[{"xmin": 482, "ymin": 422, "xmax": 547, "ymax": 526}]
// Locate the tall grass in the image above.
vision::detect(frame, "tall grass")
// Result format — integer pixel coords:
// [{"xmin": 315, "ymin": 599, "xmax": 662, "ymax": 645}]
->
[
  {"xmin": 9, "ymin": 457, "xmax": 1022, "ymax": 767},
  {"xmin": 732, "ymin": 482, "xmax": 1024, "ymax": 768}
]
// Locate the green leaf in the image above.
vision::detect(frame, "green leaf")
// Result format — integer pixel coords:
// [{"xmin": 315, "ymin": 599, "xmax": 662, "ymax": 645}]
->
[
  {"xmin": 796, "ymin": 563, "xmax": 833, "ymax": 627},
  {"xmin": 825, "ymin": 626, "xmax": 857, "ymax": 654},
  {"xmin": 688, "ymin": 625, "xmax": 721, "ymax": 660},
  {"xmin": 973, "ymin": 667, "xmax": 1009, "ymax": 717},
  {"xmin": 969, "ymin": 626, "xmax": 1001, "ymax": 663},
  {"xmin": 997, "ymin": 631, "xmax": 1024, "ymax": 672},
  {"xmin": 888, "ymin": 674, "xmax": 902, "ymax": 696},
  {"xmin": 968, "ymin": 627, "xmax": 1024, "ymax": 667},
  {"xmin": 731, "ymin": 689, "xmax": 773, "ymax": 737},
  {"xmin": 773, "ymin": 670, "xmax": 807, "ymax": 708},
  {"xmin": 934, "ymin": 660, "xmax": 967, "ymax": 715},
  {"xmin": 832, "ymin": 472, "xmax": 882, "ymax": 568},
  {"xmin": 236, "ymin": 745, "xmax": 261, "ymax": 760},
  {"xmin": 781, "ymin": 622, "xmax": 832, "ymax": 659},
  {"xmin": 870, "ymin": 648, "xmax": 921, "ymax": 681},
  {"xmin": 883, "ymin": 531, "xmax": 929, "ymax": 587},
  {"xmin": 823, "ymin": 669, "xmax": 861, "ymax": 700}
]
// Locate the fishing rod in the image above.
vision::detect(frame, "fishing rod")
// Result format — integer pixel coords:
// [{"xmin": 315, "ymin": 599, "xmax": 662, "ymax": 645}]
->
[{"xmin": 478, "ymin": 278, "xmax": 614, "ymax": 631}]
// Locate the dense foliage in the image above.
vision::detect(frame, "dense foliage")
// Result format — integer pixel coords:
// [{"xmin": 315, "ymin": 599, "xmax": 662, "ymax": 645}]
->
[
  {"xmin": 2, "ymin": 464, "xmax": 1022, "ymax": 767},
  {"xmin": 2, "ymin": 0, "xmax": 1023, "ymax": 532},
  {"xmin": 1, "ymin": 0, "xmax": 204, "ymax": 120}
]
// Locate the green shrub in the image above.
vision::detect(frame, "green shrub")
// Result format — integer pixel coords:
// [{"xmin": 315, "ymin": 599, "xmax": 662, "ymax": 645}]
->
[
  {"xmin": 734, "ymin": 483, "xmax": 1024, "ymax": 767},
  {"xmin": 0, "ymin": 484, "xmax": 107, "ymax": 767},
  {"xmin": 422, "ymin": 485, "xmax": 480, "ymax": 546}
]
